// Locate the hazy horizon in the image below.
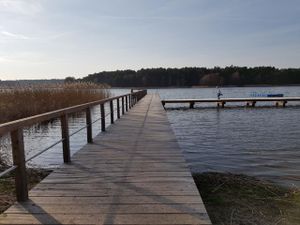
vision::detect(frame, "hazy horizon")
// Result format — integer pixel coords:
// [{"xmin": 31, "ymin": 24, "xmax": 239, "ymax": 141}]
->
[
  {"xmin": 1, "ymin": 0, "xmax": 300, "ymax": 80},
  {"xmin": 2, "ymin": 65, "xmax": 300, "ymax": 82}
]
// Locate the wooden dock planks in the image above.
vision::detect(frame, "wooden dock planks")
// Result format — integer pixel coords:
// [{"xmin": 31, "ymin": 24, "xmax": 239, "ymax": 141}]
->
[{"xmin": 0, "ymin": 94, "xmax": 211, "ymax": 225}]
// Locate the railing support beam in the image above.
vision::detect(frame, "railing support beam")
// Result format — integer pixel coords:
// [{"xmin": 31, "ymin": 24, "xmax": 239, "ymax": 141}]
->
[
  {"xmin": 110, "ymin": 100, "xmax": 114, "ymax": 124},
  {"xmin": 100, "ymin": 103, "xmax": 105, "ymax": 132},
  {"xmin": 86, "ymin": 107, "xmax": 93, "ymax": 143},
  {"xmin": 122, "ymin": 97, "xmax": 125, "ymax": 114},
  {"xmin": 60, "ymin": 114, "xmax": 70, "ymax": 163},
  {"xmin": 117, "ymin": 98, "xmax": 120, "ymax": 119},
  {"xmin": 11, "ymin": 129, "xmax": 28, "ymax": 202}
]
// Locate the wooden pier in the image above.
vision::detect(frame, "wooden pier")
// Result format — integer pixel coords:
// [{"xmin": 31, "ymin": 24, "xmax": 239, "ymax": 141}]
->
[
  {"xmin": 162, "ymin": 97, "xmax": 300, "ymax": 108},
  {"xmin": 0, "ymin": 93, "xmax": 211, "ymax": 224}
]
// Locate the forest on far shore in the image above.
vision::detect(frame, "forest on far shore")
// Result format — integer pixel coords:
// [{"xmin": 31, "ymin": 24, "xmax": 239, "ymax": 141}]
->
[{"xmin": 79, "ymin": 66, "xmax": 300, "ymax": 87}]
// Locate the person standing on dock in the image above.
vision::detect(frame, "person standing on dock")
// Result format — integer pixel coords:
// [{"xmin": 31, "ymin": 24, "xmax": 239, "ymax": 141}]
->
[{"xmin": 217, "ymin": 89, "xmax": 223, "ymax": 99}]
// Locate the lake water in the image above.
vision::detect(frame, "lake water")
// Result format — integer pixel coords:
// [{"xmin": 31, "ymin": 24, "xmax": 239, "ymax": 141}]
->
[
  {"xmin": 157, "ymin": 86, "xmax": 300, "ymax": 188},
  {"xmin": 1, "ymin": 86, "xmax": 299, "ymax": 187}
]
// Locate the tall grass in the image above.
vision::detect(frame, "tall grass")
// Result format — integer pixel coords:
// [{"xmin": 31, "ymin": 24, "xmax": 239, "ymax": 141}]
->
[{"xmin": 0, "ymin": 82, "xmax": 110, "ymax": 124}]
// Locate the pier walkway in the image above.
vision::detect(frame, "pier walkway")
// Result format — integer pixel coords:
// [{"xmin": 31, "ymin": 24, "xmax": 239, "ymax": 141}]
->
[{"xmin": 0, "ymin": 94, "xmax": 211, "ymax": 225}]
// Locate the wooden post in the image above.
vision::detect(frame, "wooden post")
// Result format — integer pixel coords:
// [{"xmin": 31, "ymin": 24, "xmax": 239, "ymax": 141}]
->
[
  {"xmin": 246, "ymin": 101, "xmax": 256, "ymax": 107},
  {"xmin": 117, "ymin": 98, "xmax": 120, "ymax": 119},
  {"xmin": 86, "ymin": 107, "xmax": 93, "ymax": 143},
  {"xmin": 11, "ymin": 129, "xmax": 28, "ymax": 202},
  {"xmin": 110, "ymin": 100, "xmax": 114, "ymax": 124},
  {"xmin": 122, "ymin": 97, "xmax": 125, "ymax": 114},
  {"xmin": 129, "ymin": 94, "xmax": 132, "ymax": 109},
  {"xmin": 189, "ymin": 102, "xmax": 194, "ymax": 109},
  {"xmin": 283, "ymin": 101, "xmax": 287, "ymax": 107},
  {"xmin": 125, "ymin": 95, "xmax": 128, "ymax": 111},
  {"xmin": 100, "ymin": 103, "xmax": 105, "ymax": 132},
  {"xmin": 221, "ymin": 102, "xmax": 225, "ymax": 108},
  {"xmin": 60, "ymin": 114, "xmax": 70, "ymax": 163}
]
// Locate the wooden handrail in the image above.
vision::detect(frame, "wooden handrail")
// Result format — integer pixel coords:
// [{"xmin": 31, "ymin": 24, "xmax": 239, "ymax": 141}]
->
[
  {"xmin": 0, "ymin": 91, "xmax": 146, "ymax": 136},
  {"xmin": 0, "ymin": 89, "xmax": 147, "ymax": 202}
]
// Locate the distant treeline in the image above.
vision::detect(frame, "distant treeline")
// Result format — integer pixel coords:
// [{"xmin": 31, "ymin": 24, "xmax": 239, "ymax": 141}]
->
[
  {"xmin": 0, "ymin": 79, "xmax": 64, "ymax": 87},
  {"xmin": 80, "ymin": 67, "xmax": 300, "ymax": 87}
]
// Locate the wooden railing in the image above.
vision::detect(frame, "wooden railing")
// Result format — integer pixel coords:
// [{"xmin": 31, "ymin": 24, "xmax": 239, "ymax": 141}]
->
[{"xmin": 0, "ymin": 89, "xmax": 147, "ymax": 202}]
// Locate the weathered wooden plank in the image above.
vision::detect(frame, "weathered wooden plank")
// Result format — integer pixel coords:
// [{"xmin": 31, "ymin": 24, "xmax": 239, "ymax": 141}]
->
[
  {"xmin": 15, "ymin": 195, "xmax": 204, "ymax": 204},
  {"xmin": 28, "ymin": 190, "xmax": 202, "ymax": 197},
  {"xmin": 0, "ymin": 213, "xmax": 211, "ymax": 225},
  {"xmin": 7, "ymin": 203, "xmax": 207, "ymax": 214},
  {"xmin": 31, "ymin": 183, "xmax": 199, "ymax": 193},
  {"xmin": 40, "ymin": 176, "xmax": 194, "ymax": 183},
  {"xmin": 47, "ymin": 171, "xmax": 192, "ymax": 177}
]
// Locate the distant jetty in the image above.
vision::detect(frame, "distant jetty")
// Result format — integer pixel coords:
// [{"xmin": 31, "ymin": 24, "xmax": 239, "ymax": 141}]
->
[{"xmin": 162, "ymin": 97, "xmax": 300, "ymax": 108}]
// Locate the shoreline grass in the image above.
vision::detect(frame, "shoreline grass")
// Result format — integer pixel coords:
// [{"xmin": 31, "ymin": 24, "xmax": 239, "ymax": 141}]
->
[
  {"xmin": 0, "ymin": 82, "xmax": 110, "ymax": 124},
  {"xmin": 193, "ymin": 172, "xmax": 300, "ymax": 225}
]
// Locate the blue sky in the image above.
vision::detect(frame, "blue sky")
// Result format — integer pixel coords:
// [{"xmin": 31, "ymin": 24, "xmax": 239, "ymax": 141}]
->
[{"xmin": 0, "ymin": 0, "xmax": 300, "ymax": 80}]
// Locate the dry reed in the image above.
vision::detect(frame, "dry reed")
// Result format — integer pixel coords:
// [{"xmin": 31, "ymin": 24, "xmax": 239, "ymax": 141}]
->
[{"xmin": 0, "ymin": 82, "xmax": 110, "ymax": 124}]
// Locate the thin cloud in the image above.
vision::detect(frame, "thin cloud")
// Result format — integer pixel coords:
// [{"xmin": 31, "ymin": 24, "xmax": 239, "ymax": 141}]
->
[
  {"xmin": 0, "ymin": 0, "xmax": 43, "ymax": 16},
  {"xmin": 0, "ymin": 30, "xmax": 70, "ymax": 41},
  {"xmin": 0, "ymin": 55, "xmax": 16, "ymax": 63},
  {"xmin": 46, "ymin": 32, "xmax": 72, "ymax": 40},
  {"xmin": 1, "ymin": 31, "xmax": 30, "ymax": 40}
]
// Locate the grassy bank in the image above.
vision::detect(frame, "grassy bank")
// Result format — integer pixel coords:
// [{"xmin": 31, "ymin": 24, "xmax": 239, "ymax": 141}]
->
[
  {"xmin": 193, "ymin": 172, "xmax": 300, "ymax": 225},
  {"xmin": 0, "ymin": 168, "xmax": 51, "ymax": 213},
  {"xmin": 0, "ymin": 82, "xmax": 110, "ymax": 124}
]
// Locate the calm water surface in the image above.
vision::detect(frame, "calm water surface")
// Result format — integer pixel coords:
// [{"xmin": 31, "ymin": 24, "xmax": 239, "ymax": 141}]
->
[
  {"xmin": 157, "ymin": 86, "xmax": 300, "ymax": 187},
  {"xmin": 0, "ymin": 87, "xmax": 299, "ymax": 187}
]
